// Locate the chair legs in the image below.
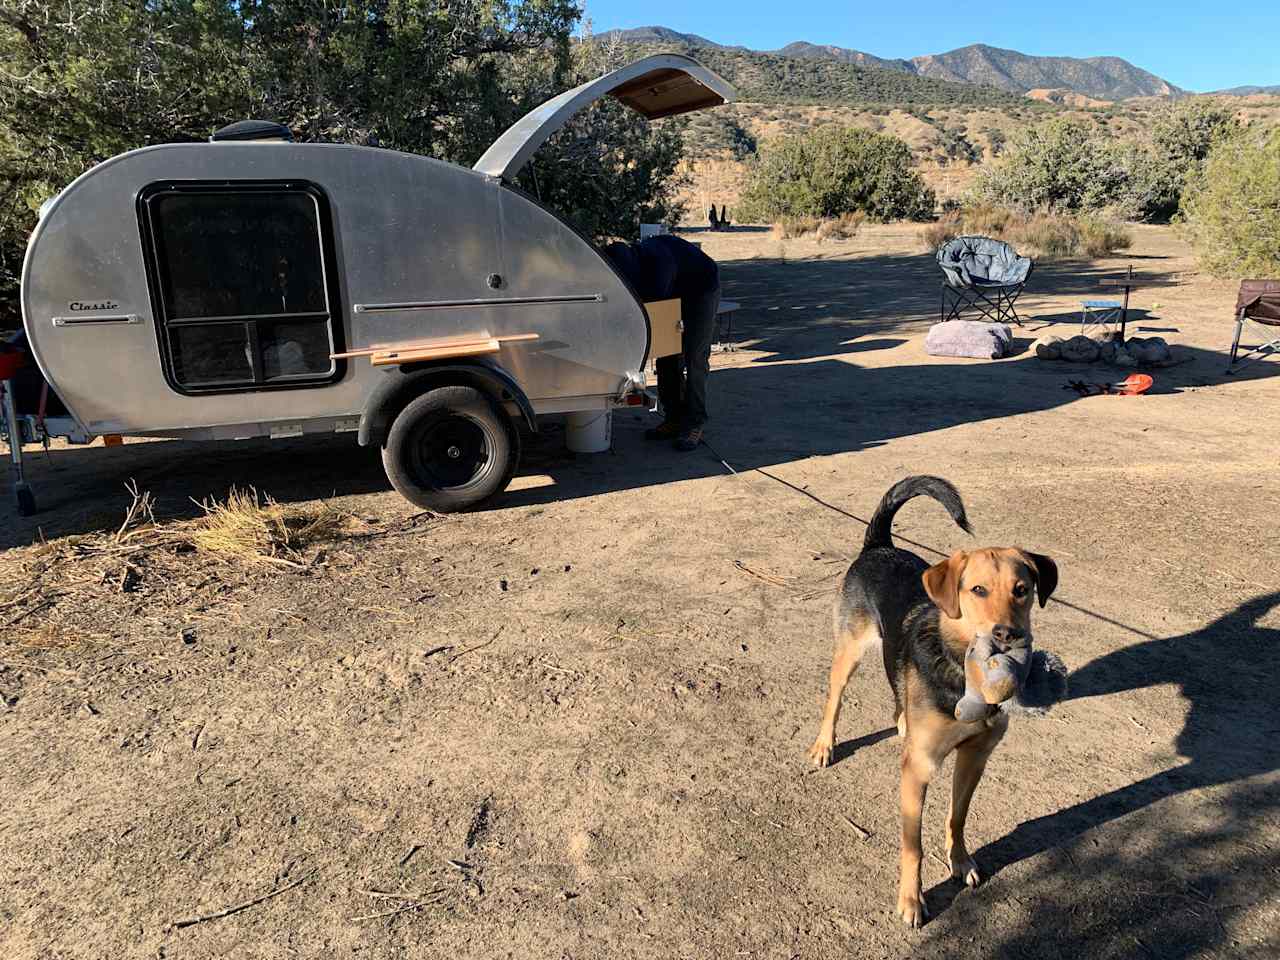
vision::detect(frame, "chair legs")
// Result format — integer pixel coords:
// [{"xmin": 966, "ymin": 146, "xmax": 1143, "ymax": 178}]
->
[
  {"xmin": 1227, "ymin": 313, "xmax": 1280, "ymax": 374},
  {"xmin": 1228, "ymin": 313, "xmax": 1244, "ymax": 372},
  {"xmin": 941, "ymin": 284, "xmax": 1025, "ymax": 326}
]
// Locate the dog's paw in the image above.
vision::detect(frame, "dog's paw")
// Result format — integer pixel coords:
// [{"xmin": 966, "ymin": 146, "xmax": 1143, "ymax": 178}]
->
[
  {"xmin": 806, "ymin": 738, "xmax": 833, "ymax": 768},
  {"xmin": 897, "ymin": 889, "xmax": 928, "ymax": 928},
  {"xmin": 950, "ymin": 853, "xmax": 981, "ymax": 889}
]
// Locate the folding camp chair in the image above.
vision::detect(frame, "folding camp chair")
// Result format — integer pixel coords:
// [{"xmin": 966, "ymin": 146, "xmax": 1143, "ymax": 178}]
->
[
  {"xmin": 937, "ymin": 236, "xmax": 1034, "ymax": 326},
  {"xmin": 1228, "ymin": 280, "xmax": 1280, "ymax": 373}
]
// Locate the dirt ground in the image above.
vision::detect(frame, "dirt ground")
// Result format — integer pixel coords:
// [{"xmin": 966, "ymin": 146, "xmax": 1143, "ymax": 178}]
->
[{"xmin": 2, "ymin": 224, "xmax": 1279, "ymax": 959}]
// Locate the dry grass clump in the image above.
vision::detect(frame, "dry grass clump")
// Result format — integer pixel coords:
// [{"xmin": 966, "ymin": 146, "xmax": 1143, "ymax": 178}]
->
[
  {"xmin": 0, "ymin": 483, "xmax": 361, "ymax": 632},
  {"xmin": 775, "ymin": 215, "xmax": 822, "ymax": 239},
  {"xmin": 918, "ymin": 205, "xmax": 1132, "ymax": 260},
  {"xmin": 1079, "ymin": 217, "xmax": 1134, "ymax": 258},
  {"xmin": 776, "ymin": 212, "xmax": 865, "ymax": 243},
  {"xmin": 961, "ymin": 202, "xmax": 1015, "ymax": 237},
  {"xmin": 1008, "ymin": 211, "xmax": 1080, "ymax": 258},
  {"xmin": 189, "ymin": 487, "xmax": 351, "ymax": 568},
  {"xmin": 919, "ymin": 212, "xmax": 961, "ymax": 251},
  {"xmin": 815, "ymin": 211, "xmax": 866, "ymax": 242}
]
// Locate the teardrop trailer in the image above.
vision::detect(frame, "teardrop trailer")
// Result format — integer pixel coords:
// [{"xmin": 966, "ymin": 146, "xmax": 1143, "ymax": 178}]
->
[{"xmin": 3, "ymin": 55, "xmax": 734, "ymax": 516}]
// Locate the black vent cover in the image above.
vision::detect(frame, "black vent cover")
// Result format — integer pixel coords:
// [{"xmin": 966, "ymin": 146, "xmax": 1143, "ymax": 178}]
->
[{"xmin": 210, "ymin": 120, "xmax": 293, "ymax": 143}]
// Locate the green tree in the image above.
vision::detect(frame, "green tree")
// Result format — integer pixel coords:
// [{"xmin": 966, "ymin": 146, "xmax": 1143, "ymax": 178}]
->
[
  {"xmin": 973, "ymin": 117, "xmax": 1134, "ymax": 214},
  {"xmin": 1144, "ymin": 98, "xmax": 1240, "ymax": 219},
  {"xmin": 512, "ymin": 30, "xmax": 688, "ymax": 240},
  {"xmin": 1179, "ymin": 129, "xmax": 1280, "ymax": 277},
  {"xmin": 737, "ymin": 126, "xmax": 935, "ymax": 222}
]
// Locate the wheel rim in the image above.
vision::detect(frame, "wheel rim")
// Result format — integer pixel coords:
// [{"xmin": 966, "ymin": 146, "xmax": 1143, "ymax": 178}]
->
[{"xmin": 407, "ymin": 413, "xmax": 496, "ymax": 491}]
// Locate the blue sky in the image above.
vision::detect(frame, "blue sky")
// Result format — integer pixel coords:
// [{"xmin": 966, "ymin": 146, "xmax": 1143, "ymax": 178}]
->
[{"xmin": 581, "ymin": 1, "xmax": 1279, "ymax": 92}]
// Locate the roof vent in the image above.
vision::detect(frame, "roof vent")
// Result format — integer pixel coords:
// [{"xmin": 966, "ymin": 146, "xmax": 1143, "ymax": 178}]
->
[{"xmin": 210, "ymin": 120, "xmax": 293, "ymax": 143}]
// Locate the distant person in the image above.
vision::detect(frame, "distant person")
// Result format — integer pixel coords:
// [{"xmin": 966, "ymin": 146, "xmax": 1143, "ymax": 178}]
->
[
  {"xmin": 605, "ymin": 235, "xmax": 721, "ymax": 452},
  {"xmin": 708, "ymin": 205, "xmax": 719, "ymax": 230},
  {"xmin": 719, "ymin": 205, "xmax": 730, "ymax": 229}
]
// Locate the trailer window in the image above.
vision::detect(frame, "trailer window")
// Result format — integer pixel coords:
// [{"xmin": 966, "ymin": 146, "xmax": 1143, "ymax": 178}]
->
[{"xmin": 140, "ymin": 183, "xmax": 343, "ymax": 393}]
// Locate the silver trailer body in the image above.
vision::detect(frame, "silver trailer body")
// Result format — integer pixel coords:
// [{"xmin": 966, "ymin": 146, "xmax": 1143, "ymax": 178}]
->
[
  {"xmin": 24, "ymin": 142, "xmax": 646, "ymax": 437},
  {"xmin": 6, "ymin": 55, "xmax": 734, "ymax": 513}
]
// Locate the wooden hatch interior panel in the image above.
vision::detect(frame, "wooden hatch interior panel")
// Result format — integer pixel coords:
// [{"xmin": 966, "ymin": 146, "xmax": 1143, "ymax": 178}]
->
[{"xmin": 645, "ymin": 298, "xmax": 682, "ymax": 360}]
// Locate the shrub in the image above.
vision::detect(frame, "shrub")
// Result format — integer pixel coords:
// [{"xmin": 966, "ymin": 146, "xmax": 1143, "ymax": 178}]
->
[
  {"xmin": 973, "ymin": 118, "xmax": 1137, "ymax": 215},
  {"xmin": 815, "ymin": 211, "xmax": 866, "ymax": 242},
  {"xmin": 918, "ymin": 212, "xmax": 962, "ymax": 251},
  {"xmin": 1079, "ymin": 218, "xmax": 1134, "ymax": 258},
  {"xmin": 738, "ymin": 126, "xmax": 937, "ymax": 223},
  {"xmin": 973, "ymin": 105, "xmax": 1241, "ymax": 224},
  {"xmin": 1008, "ymin": 211, "xmax": 1080, "ymax": 258},
  {"xmin": 775, "ymin": 212, "xmax": 865, "ymax": 242},
  {"xmin": 961, "ymin": 202, "xmax": 1014, "ymax": 238},
  {"xmin": 918, "ymin": 205, "xmax": 1132, "ymax": 260},
  {"xmin": 1179, "ymin": 130, "xmax": 1280, "ymax": 277},
  {"xmin": 775, "ymin": 216, "xmax": 823, "ymax": 239}
]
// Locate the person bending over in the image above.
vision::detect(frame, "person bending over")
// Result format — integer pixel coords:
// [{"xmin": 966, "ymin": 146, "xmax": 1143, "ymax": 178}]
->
[{"xmin": 604, "ymin": 235, "xmax": 721, "ymax": 452}]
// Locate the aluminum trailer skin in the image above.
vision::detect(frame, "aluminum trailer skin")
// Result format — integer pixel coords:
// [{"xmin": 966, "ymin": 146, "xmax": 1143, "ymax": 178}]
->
[{"xmin": 6, "ymin": 54, "xmax": 734, "ymax": 515}]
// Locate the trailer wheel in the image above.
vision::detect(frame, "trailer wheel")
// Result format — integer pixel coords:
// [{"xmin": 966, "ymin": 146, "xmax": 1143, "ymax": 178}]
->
[{"xmin": 382, "ymin": 386, "xmax": 519, "ymax": 512}]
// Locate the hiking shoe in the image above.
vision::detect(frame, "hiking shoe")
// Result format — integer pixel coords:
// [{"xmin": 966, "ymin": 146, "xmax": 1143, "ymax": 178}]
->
[
  {"xmin": 674, "ymin": 426, "xmax": 704, "ymax": 452},
  {"xmin": 644, "ymin": 420, "xmax": 682, "ymax": 441}
]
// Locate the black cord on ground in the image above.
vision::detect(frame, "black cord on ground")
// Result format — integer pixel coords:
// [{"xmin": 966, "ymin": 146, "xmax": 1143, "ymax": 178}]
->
[{"xmin": 699, "ymin": 438, "xmax": 1161, "ymax": 641}]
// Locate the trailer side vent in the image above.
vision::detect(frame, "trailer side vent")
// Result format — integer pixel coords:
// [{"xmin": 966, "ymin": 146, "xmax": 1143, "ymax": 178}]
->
[{"xmin": 210, "ymin": 120, "xmax": 293, "ymax": 143}]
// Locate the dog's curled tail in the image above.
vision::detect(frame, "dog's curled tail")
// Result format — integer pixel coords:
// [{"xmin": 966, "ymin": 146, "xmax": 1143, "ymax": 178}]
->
[{"xmin": 862, "ymin": 475, "xmax": 971, "ymax": 552}]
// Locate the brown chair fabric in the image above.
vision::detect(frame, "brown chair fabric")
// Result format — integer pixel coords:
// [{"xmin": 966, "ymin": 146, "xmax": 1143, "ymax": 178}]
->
[{"xmin": 1236, "ymin": 280, "xmax": 1280, "ymax": 325}]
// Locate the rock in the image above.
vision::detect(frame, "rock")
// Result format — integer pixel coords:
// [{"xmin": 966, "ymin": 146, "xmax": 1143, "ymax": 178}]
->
[
  {"xmin": 1127, "ymin": 336, "xmax": 1172, "ymax": 365},
  {"xmin": 1060, "ymin": 335, "xmax": 1101, "ymax": 363},
  {"xmin": 1100, "ymin": 339, "xmax": 1137, "ymax": 366},
  {"xmin": 1034, "ymin": 335, "xmax": 1064, "ymax": 360}
]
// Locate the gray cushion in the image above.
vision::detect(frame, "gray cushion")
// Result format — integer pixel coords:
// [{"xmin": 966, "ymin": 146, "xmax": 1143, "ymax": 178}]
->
[
  {"xmin": 925, "ymin": 320, "xmax": 1013, "ymax": 359},
  {"xmin": 937, "ymin": 236, "xmax": 1033, "ymax": 288}
]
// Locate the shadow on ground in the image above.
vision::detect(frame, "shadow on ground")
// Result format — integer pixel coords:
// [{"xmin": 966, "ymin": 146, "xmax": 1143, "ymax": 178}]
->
[
  {"xmin": 911, "ymin": 591, "xmax": 1280, "ymax": 957},
  {"xmin": 2, "ymin": 250, "xmax": 1276, "ymax": 548}
]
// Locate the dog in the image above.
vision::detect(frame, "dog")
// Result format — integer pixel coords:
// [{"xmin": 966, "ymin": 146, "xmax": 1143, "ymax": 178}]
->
[{"xmin": 805, "ymin": 476, "xmax": 1058, "ymax": 927}]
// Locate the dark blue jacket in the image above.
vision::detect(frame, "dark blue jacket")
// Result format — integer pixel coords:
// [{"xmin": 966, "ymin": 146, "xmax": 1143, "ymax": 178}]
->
[{"xmin": 604, "ymin": 235, "xmax": 718, "ymax": 302}]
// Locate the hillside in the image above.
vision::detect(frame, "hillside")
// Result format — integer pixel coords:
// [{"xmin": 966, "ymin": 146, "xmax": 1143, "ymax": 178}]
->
[
  {"xmin": 774, "ymin": 41, "xmax": 912, "ymax": 75},
  {"xmin": 1216, "ymin": 85, "xmax": 1280, "ymax": 96},
  {"xmin": 600, "ymin": 36, "xmax": 1034, "ymax": 109},
  {"xmin": 909, "ymin": 44, "xmax": 1181, "ymax": 100},
  {"xmin": 603, "ymin": 27, "xmax": 1181, "ymax": 101}
]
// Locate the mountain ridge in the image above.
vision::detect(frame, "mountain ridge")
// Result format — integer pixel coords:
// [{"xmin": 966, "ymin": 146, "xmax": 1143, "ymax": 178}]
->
[{"xmin": 601, "ymin": 27, "xmax": 1185, "ymax": 101}]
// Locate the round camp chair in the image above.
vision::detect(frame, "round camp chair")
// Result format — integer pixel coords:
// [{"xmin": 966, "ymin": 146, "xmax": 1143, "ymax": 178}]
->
[{"xmin": 936, "ymin": 236, "xmax": 1034, "ymax": 326}]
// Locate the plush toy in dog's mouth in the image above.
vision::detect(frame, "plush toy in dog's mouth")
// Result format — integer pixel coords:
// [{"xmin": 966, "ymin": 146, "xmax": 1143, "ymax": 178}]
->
[{"xmin": 954, "ymin": 634, "xmax": 1069, "ymax": 722}]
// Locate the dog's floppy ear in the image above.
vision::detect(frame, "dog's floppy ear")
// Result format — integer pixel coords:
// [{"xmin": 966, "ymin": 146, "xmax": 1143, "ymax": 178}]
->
[
  {"xmin": 1022, "ymin": 551, "xmax": 1059, "ymax": 608},
  {"xmin": 923, "ymin": 551, "xmax": 967, "ymax": 620}
]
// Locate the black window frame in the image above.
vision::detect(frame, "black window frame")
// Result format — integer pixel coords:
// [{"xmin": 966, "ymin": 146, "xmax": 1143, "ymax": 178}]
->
[{"xmin": 137, "ymin": 179, "xmax": 346, "ymax": 396}]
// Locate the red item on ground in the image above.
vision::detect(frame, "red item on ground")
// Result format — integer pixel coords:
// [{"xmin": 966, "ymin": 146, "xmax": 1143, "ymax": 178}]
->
[{"xmin": 1113, "ymin": 373, "xmax": 1153, "ymax": 395}]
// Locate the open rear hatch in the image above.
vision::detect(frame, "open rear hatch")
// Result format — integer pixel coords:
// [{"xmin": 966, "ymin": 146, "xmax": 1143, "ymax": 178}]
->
[{"xmin": 474, "ymin": 54, "xmax": 736, "ymax": 182}]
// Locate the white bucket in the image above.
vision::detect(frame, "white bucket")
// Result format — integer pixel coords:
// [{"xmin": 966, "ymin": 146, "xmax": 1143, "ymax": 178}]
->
[{"xmin": 565, "ymin": 409, "xmax": 612, "ymax": 453}]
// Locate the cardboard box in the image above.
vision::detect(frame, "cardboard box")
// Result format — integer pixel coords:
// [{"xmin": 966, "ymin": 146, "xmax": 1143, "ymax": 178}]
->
[{"xmin": 645, "ymin": 298, "xmax": 682, "ymax": 359}]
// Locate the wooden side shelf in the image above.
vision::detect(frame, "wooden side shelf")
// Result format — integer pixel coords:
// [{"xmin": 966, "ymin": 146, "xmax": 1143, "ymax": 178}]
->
[{"xmin": 332, "ymin": 332, "xmax": 538, "ymax": 366}]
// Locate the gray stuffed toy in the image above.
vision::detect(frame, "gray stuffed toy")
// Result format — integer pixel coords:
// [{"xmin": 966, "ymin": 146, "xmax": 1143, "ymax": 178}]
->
[{"xmin": 954, "ymin": 634, "xmax": 1069, "ymax": 722}]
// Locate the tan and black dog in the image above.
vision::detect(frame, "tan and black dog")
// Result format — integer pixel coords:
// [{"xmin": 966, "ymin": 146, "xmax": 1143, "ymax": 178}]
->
[{"xmin": 806, "ymin": 476, "xmax": 1057, "ymax": 927}]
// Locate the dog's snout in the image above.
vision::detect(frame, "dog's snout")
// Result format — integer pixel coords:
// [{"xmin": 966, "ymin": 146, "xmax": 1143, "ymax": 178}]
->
[{"xmin": 991, "ymin": 624, "xmax": 1023, "ymax": 645}]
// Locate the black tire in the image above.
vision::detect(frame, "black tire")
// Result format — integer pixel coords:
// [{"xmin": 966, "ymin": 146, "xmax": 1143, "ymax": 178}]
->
[
  {"xmin": 15, "ymin": 484, "xmax": 36, "ymax": 517},
  {"xmin": 381, "ymin": 385, "xmax": 519, "ymax": 512}
]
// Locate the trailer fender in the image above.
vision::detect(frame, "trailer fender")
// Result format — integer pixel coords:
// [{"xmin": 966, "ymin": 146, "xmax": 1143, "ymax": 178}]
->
[{"xmin": 357, "ymin": 360, "xmax": 537, "ymax": 448}]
